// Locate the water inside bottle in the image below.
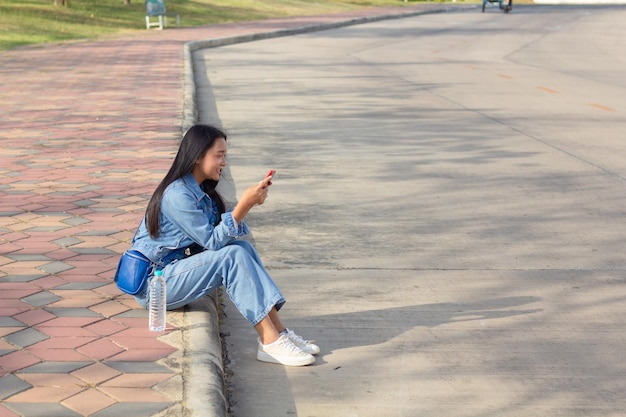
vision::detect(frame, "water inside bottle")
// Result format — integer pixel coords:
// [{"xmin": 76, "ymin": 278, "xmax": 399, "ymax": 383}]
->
[{"xmin": 149, "ymin": 270, "xmax": 166, "ymax": 332}]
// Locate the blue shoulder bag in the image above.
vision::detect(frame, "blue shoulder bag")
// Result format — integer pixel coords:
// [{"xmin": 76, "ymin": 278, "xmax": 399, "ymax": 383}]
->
[{"xmin": 114, "ymin": 249, "xmax": 152, "ymax": 295}]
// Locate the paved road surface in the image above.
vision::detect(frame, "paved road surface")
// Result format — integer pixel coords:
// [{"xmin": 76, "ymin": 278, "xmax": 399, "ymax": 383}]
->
[{"xmin": 194, "ymin": 5, "xmax": 626, "ymax": 417}]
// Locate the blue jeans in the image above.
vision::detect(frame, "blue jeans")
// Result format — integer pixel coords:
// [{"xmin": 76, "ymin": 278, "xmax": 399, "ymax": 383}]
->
[{"xmin": 135, "ymin": 240, "xmax": 285, "ymax": 326}]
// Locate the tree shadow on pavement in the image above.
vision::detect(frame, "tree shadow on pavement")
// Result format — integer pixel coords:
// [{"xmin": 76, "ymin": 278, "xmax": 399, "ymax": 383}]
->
[{"xmin": 307, "ymin": 296, "xmax": 542, "ymax": 353}]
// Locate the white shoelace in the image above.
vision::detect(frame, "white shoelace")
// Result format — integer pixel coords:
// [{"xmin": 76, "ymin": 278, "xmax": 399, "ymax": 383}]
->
[
  {"xmin": 277, "ymin": 335, "xmax": 307, "ymax": 355},
  {"xmin": 287, "ymin": 329, "xmax": 313, "ymax": 346}
]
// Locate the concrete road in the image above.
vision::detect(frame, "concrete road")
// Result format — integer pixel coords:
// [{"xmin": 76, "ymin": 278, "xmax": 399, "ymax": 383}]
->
[{"xmin": 194, "ymin": 5, "xmax": 626, "ymax": 417}]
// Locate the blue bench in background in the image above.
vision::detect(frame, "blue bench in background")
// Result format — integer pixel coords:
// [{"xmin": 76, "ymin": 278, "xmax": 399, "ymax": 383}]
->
[{"xmin": 146, "ymin": 0, "xmax": 179, "ymax": 30}]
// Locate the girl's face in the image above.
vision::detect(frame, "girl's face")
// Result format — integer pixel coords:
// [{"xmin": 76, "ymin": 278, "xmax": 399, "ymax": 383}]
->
[{"xmin": 192, "ymin": 137, "xmax": 227, "ymax": 184}]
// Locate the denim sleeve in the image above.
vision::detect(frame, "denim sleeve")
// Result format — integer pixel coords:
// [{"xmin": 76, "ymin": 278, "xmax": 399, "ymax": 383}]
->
[
  {"xmin": 161, "ymin": 188, "xmax": 248, "ymax": 250},
  {"xmin": 222, "ymin": 209, "xmax": 250, "ymax": 236}
]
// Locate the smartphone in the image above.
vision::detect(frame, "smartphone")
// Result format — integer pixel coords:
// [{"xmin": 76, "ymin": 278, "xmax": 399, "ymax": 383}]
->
[{"xmin": 263, "ymin": 170, "xmax": 276, "ymax": 188}]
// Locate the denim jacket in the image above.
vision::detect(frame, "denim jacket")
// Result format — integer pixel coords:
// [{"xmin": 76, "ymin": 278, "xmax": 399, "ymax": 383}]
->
[{"xmin": 131, "ymin": 173, "xmax": 250, "ymax": 266}]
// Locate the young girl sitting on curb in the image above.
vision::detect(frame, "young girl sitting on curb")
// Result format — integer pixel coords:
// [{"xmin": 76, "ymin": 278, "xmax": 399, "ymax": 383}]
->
[{"xmin": 131, "ymin": 124, "xmax": 319, "ymax": 366}]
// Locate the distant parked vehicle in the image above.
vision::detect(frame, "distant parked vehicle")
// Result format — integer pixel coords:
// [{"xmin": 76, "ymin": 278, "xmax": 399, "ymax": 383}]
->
[{"xmin": 482, "ymin": 0, "xmax": 513, "ymax": 13}]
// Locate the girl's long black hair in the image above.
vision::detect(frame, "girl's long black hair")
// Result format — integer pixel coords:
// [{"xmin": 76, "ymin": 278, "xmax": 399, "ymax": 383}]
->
[{"xmin": 145, "ymin": 125, "xmax": 227, "ymax": 238}]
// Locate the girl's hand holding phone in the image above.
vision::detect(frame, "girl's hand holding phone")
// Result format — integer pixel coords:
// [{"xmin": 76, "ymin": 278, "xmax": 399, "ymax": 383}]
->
[
  {"xmin": 233, "ymin": 170, "xmax": 276, "ymax": 223},
  {"xmin": 262, "ymin": 169, "xmax": 276, "ymax": 189}
]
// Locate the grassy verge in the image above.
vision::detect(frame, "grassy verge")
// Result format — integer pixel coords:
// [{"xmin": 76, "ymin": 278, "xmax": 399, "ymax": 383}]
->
[{"xmin": 0, "ymin": 0, "xmax": 442, "ymax": 51}]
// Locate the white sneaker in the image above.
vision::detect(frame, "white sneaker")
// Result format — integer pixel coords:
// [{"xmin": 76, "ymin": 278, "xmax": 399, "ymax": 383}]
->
[
  {"xmin": 285, "ymin": 329, "xmax": 320, "ymax": 355},
  {"xmin": 257, "ymin": 335, "xmax": 315, "ymax": 366}
]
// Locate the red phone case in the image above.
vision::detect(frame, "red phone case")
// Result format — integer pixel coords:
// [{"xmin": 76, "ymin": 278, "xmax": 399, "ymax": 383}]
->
[{"xmin": 263, "ymin": 170, "xmax": 276, "ymax": 188}]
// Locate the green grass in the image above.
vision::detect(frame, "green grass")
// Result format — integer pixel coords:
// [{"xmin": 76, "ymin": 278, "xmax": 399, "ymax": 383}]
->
[{"xmin": 0, "ymin": 0, "xmax": 433, "ymax": 51}]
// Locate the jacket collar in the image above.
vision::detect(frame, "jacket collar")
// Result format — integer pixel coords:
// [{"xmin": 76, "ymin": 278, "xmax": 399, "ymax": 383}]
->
[{"xmin": 181, "ymin": 173, "xmax": 206, "ymax": 200}]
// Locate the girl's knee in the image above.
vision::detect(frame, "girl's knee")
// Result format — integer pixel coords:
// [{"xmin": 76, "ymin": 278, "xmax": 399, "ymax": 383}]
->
[
  {"xmin": 228, "ymin": 240, "xmax": 259, "ymax": 257},
  {"xmin": 222, "ymin": 240, "xmax": 256, "ymax": 260},
  {"xmin": 230, "ymin": 239, "xmax": 254, "ymax": 251}
]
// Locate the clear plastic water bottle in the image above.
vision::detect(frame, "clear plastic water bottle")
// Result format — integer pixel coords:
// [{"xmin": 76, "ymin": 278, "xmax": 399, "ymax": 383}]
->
[{"xmin": 149, "ymin": 269, "xmax": 166, "ymax": 332}]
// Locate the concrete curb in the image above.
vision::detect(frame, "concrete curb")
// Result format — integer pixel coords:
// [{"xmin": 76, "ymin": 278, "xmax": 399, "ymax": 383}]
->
[
  {"xmin": 179, "ymin": 6, "xmax": 466, "ymax": 417},
  {"xmin": 183, "ymin": 295, "xmax": 228, "ymax": 417}
]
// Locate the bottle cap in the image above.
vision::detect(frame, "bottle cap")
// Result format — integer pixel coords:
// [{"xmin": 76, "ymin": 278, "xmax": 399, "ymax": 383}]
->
[{"xmin": 154, "ymin": 269, "xmax": 163, "ymax": 277}]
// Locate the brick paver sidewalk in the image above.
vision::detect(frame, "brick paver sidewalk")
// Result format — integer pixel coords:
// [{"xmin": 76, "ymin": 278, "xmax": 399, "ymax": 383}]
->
[{"xmin": 0, "ymin": 4, "xmax": 456, "ymax": 416}]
